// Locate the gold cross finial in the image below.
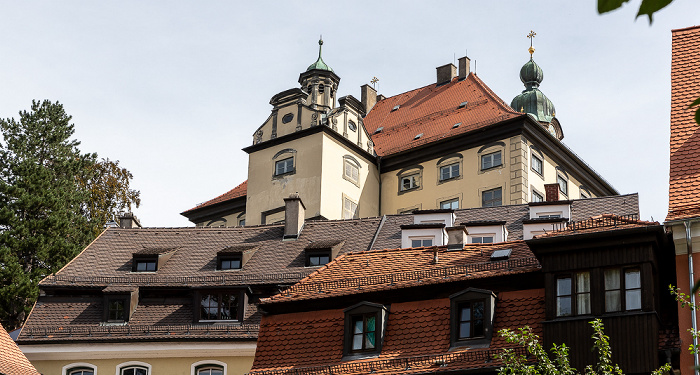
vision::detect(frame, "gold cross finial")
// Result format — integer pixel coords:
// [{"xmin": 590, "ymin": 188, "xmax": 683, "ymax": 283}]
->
[
  {"xmin": 371, "ymin": 77, "xmax": 379, "ymax": 89},
  {"xmin": 527, "ymin": 30, "xmax": 536, "ymax": 57}
]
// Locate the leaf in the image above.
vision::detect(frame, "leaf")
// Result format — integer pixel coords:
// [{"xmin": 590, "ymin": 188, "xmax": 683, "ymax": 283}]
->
[
  {"xmin": 598, "ymin": 0, "xmax": 629, "ymax": 13},
  {"xmin": 636, "ymin": 0, "xmax": 673, "ymax": 22},
  {"xmin": 689, "ymin": 96, "xmax": 700, "ymax": 108},
  {"xmin": 690, "ymin": 96, "xmax": 700, "ymax": 127}
]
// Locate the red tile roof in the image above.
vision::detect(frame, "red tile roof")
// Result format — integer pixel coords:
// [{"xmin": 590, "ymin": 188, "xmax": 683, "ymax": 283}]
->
[
  {"xmin": 250, "ymin": 289, "xmax": 544, "ymax": 374},
  {"xmin": 363, "ymin": 73, "xmax": 522, "ymax": 156},
  {"xmin": 263, "ymin": 241, "xmax": 540, "ymax": 304},
  {"xmin": 668, "ymin": 25, "xmax": 700, "ymax": 221},
  {"xmin": 182, "ymin": 180, "xmax": 247, "ymax": 214},
  {"xmin": 0, "ymin": 325, "xmax": 40, "ymax": 375},
  {"xmin": 533, "ymin": 214, "xmax": 658, "ymax": 239}
]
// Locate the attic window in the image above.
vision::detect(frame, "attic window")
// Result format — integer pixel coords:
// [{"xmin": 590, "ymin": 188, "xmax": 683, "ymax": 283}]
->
[
  {"xmin": 218, "ymin": 255, "xmax": 242, "ymax": 270},
  {"xmin": 414, "ymin": 133, "xmax": 423, "ymax": 140},
  {"xmin": 131, "ymin": 247, "xmax": 178, "ymax": 273},
  {"xmin": 452, "ymin": 122, "xmax": 461, "ymax": 129},
  {"xmin": 490, "ymin": 249, "xmax": 512, "ymax": 261},
  {"xmin": 392, "ymin": 105, "xmax": 400, "ymax": 111},
  {"xmin": 459, "ymin": 101, "xmax": 468, "ymax": 108},
  {"xmin": 374, "ymin": 127, "xmax": 384, "ymax": 134},
  {"xmin": 305, "ymin": 240, "xmax": 344, "ymax": 267},
  {"xmin": 217, "ymin": 245, "xmax": 258, "ymax": 270},
  {"xmin": 133, "ymin": 258, "xmax": 156, "ymax": 272}
]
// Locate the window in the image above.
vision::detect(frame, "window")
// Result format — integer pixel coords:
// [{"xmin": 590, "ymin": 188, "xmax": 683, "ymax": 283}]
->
[
  {"xmin": 108, "ymin": 299, "xmax": 126, "ymax": 322},
  {"xmin": 344, "ymin": 159, "xmax": 360, "ymax": 184},
  {"xmin": 537, "ymin": 213, "xmax": 561, "ymax": 219},
  {"xmin": 580, "ymin": 191, "xmax": 590, "ymax": 199},
  {"xmin": 604, "ymin": 268, "xmax": 641, "ymax": 312},
  {"xmin": 67, "ymin": 368, "xmax": 94, "ymax": 375},
  {"xmin": 275, "ymin": 157, "xmax": 294, "ymax": 176},
  {"xmin": 557, "ymin": 175, "xmax": 568, "ymax": 196},
  {"xmin": 401, "ymin": 174, "xmax": 419, "ymax": 191},
  {"xmin": 532, "ymin": 190, "xmax": 544, "ymax": 203},
  {"xmin": 471, "ymin": 236, "xmax": 494, "ymax": 244},
  {"xmin": 197, "ymin": 367, "xmax": 224, "ymax": 375},
  {"xmin": 121, "ymin": 367, "xmax": 148, "ymax": 375},
  {"xmin": 199, "ymin": 292, "xmax": 240, "ymax": 321},
  {"xmin": 343, "ymin": 197, "xmax": 358, "ymax": 219},
  {"xmin": 218, "ymin": 255, "xmax": 241, "ymax": 270},
  {"xmin": 481, "ymin": 151, "xmax": 502, "ymax": 170},
  {"xmin": 439, "ymin": 163, "xmax": 460, "ymax": 181},
  {"xmin": 411, "ymin": 238, "xmax": 433, "ymax": 247},
  {"xmin": 440, "ymin": 198, "xmax": 459, "ymax": 210},
  {"xmin": 348, "ymin": 120, "xmax": 357, "ymax": 131},
  {"xmin": 450, "ymin": 288, "xmax": 496, "ymax": 348},
  {"xmin": 238, "ymin": 219, "xmax": 245, "ymax": 226},
  {"xmin": 556, "ymin": 271, "xmax": 591, "ymax": 317},
  {"xmin": 343, "ymin": 302, "xmax": 387, "ymax": 357},
  {"xmin": 133, "ymin": 257, "xmax": 156, "ymax": 272},
  {"xmin": 531, "ymin": 154, "xmax": 543, "ymax": 175},
  {"xmin": 307, "ymin": 253, "xmax": 330, "ymax": 266},
  {"xmin": 457, "ymin": 301, "xmax": 485, "ymax": 339},
  {"xmin": 482, "ymin": 188, "xmax": 502, "ymax": 207},
  {"xmin": 281, "ymin": 113, "xmax": 294, "ymax": 124}
]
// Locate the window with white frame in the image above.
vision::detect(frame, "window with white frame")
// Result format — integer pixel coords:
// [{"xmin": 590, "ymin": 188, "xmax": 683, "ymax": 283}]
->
[
  {"xmin": 63, "ymin": 363, "xmax": 97, "ymax": 375},
  {"xmin": 531, "ymin": 153, "xmax": 543, "ymax": 175},
  {"xmin": 604, "ymin": 268, "xmax": 641, "ymax": 312},
  {"xmin": 439, "ymin": 163, "xmax": 460, "ymax": 181},
  {"xmin": 401, "ymin": 174, "xmax": 419, "ymax": 191},
  {"xmin": 532, "ymin": 190, "xmax": 544, "ymax": 203},
  {"xmin": 196, "ymin": 366, "xmax": 224, "ymax": 375},
  {"xmin": 411, "ymin": 237, "xmax": 434, "ymax": 247},
  {"xmin": 482, "ymin": 188, "xmax": 502, "ymax": 207},
  {"xmin": 191, "ymin": 360, "xmax": 227, "ymax": 375},
  {"xmin": 555, "ymin": 271, "xmax": 591, "ymax": 317},
  {"xmin": 343, "ymin": 197, "xmax": 358, "ymax": 219},
  {"xmin": 344, "ymin": 159, "xmax": 360, "ymax": 184},
  {"xmin": 275, "ymin": 157, "xmax": 294, "ymax": 176},
  {"xmin": 440, "ymin": 198, "xmax": 459, "ymax": 210},
  {"xmin": 557, "ymin": 174, "xmax": 568, "ymax": 196},
  {"xmin": 481, "ymin": 151, "xmax": 502, "ymax": 170},
  {"xmin": 470, "ymin": 235, "xmax": 494, "ymax": 244}
]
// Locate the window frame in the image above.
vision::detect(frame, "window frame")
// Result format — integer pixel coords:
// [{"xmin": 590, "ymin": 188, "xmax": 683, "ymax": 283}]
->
[
  {"xmin": 470, "ymin": 235, "xmax": 494, "ymax": 244},
  {"xmin": 116, "ymin": 361, "xmax": 151, "ymax": 375},
  {"xmin": 554, "ymin": 271, "xmax": 591, "ymax": 317},
  {"xmin": 439, "ymin": 163, "xmax": 460, "ymax": 182},
  {"xmin": 342, "ymin": 195, "xmax": 359, "ymax": 219},
  {"xmin": 343, "ymin": 158, "xmax": 360, "ymax": 185},
  {"xmin": 410, "ymin": 236, "xmax": 434, "ymax": 248},
  {"xmin": 132, "ymin": 256, "xmax": 157, "ymax": 273},
  {"xmin": 217, "ymin": 255, "xmax": 242, "ymax": 271},
  {"xmin": 191, "ymin": 360, "xmax": 227, "ymax": 375},
  {"xmin": 195, "ymin": 289, "xmax": 246, "ymax": 322},
  {"xmin": 62, "ymin": 363, "xmax": 97, "ymax": 375},
  {"xmin": 450, "ymin": 288, "xmax": 496, "ymax": 348},
  {"xmin": 532, "ymin": 190, "xmax": 544, "ymax": 203},
  {"xmin": 440, "ymin": 198, "xmax": 459, "ymax": 210},
  {"xmin": 480, "ymin": 151, "xmax": 503, "ymax": 171},
  {"xmin": 306, "ymin": 250, "xmax": 332, "ymax": 267},
  {"xmin": 481, "ymin": 187, "xmax": 502, "ymax": 207},
  {"xmin": 604, "ymin": 267, "xmax": 642, "ymax": 313},
  {"xmin": 557, "ymin": 174, "xmax": 568, "ymax": 196},
  {"xmin": 343, "ymin": 302, "xmax": 388, "ymax": 358},
  {"xmin": 531, "ymin": 153, "xmax": 544, "ymax": 176},
  {"xmin": 400, "ymin": 174, "xmax": 420, "ymax": 191},
  {"xmin": 274, "ymin": 157, "xmax": 295, "ymax": 177}
]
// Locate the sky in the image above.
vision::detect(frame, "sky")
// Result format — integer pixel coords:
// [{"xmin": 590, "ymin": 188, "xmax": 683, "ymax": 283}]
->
[{"xmin": 0, "ymin": 1, "xmax": 697, "ymax": 227}]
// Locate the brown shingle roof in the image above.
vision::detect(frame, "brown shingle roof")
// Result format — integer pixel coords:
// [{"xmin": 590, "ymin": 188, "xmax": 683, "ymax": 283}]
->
[
  {"xmin": 533, "ymin": 214, "xmax": 658, "ymax": 239},
  {"xmin": 364, "ymin": 73, "xmax": 522, "ymax": 157},
  {"xmin": 182, "ymin": 180, "xmax": 247, "ymax": 214},
  {"xmin": 263, "ymin": 242, "xmax": 540, "ymax": 304},
  {"xmin": 0, "ymin": 325, "xmax": 40, "ymax": 375},
  {"xmin": 250, "ymin": 289, "xmax": 544, "ymax": 374},
  {"xmin": 668, "ymin": 25, "xmax": 700, "ymax": 221}
]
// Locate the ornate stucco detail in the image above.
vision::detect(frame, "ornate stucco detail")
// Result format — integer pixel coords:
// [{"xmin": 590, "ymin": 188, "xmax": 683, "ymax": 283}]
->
[
  {"xmin": 311, "ymin": 112, "xmax": 318, "ymax": 127},
  {"xmin": 331, "ymin": 116, "xmax": 338, "ymax": 131},
  {"xmin": 255, "ymin": 130, "xmax": 263, "ymax": 144}
]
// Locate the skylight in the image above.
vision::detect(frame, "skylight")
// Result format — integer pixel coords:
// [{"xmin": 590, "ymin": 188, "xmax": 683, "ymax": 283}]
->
[
  {"xmin": 414, "ymin": 133, "xmax": 423, "ymax": 140},
  {"xmin": 459, "ymin": 101, "xmax": 468, "ymax": 108},
  {"xmin": 490, "ymin": 249, "xmax": 512, "ymax": 261},
  {"xmin": 374, "ymin": 127, "xmax": 384, "ymax": 134},
  {"xmin": 452, "ymin": 122, "xmax": 462, "ymax": 129},
  {"xmin": 392, "ymin": 105, "xmax": 400, "ymax": 111}
]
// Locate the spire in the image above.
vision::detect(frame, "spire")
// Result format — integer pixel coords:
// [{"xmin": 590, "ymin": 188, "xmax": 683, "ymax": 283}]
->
[
  {"xmin": 510, "ymin": 30, "xmax": 556, "ymax": 124},
  {"xmin": 306, "ymin": 37, "xmax": 333, "ymax": 72}
]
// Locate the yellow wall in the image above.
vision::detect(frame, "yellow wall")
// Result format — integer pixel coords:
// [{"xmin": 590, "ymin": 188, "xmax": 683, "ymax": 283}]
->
[{"xmin": 31, "ymin": 356, "xmax": 253, "ymax": 375}]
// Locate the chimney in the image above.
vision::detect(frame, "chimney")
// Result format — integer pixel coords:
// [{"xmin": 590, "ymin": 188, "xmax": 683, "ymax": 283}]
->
[
  {"xmin": 283, "ymin": 193, "xmax": 306, "ymax": 239},
  {"xmin": 118, "ymin": 212, "xmax": 141, "ymax": 229},
  {"xmin": 361, "ymin": 84, "xmax": 377, "ymax": 114},
  {"xmin": 446, "ymin": 226, "xmax": 468, "ymax": 250},
  {"xmin": 544, "ymin": 183, "xmax": 560, "ymax": 202},
  {"xmin": 436, "ymin": 63, "xmax": 457, "ymax": 85},
  {"xmin": 458, "ymin": 56, "xmax": 470, "ymax": 80}
]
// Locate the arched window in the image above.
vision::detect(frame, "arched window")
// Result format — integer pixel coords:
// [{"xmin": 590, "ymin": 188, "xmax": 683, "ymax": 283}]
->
[
  {"xmin": 62, "ymin": 363, "xmax": 97, "ymax": 375},
  {"xmin": 116, "ymin": 361, "xmax": 151, "ymax": 375},
  {"xmin": 197, "ymin": 367, "xmax": 224, "ymax": 375},
  {"xmin": 121, "ymin": 367, "xmax": 147, "ymax": 375},
  {"xmin": 191, "ymin": 360, "xmax": 227, "ymax": 375}
]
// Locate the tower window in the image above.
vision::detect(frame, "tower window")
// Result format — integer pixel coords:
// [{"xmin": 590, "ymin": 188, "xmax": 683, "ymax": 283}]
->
[
  {"xmin": 557, "ymin": 174, "xmax": 568, "ymax": 195},
  {"xmin": 275, "ymin": 157, "xmax": 294, "ymax": 176},
  {"xmin": 348, "ymin": 120, "xmax": 357, "ymax": 132},
  {"xmin": 531, "ymin": 154, "xmax": 543, "ymax": 175},
  {"xmin": 282, "ymin": 113, "xmax": 294, "ymax": 124}
]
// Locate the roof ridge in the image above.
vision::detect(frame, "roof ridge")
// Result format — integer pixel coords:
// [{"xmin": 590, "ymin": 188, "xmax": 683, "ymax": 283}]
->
[
  {"xmin": 672, "ymin": 25, "xmax": 700, "ymax": 33},
  {"xmin": 468, "ymin": 73, "xmax": 521, "ymax": 115},
  {"xmin": 182, "ymin": 180, "xmax": 248, "ymax": 213}
]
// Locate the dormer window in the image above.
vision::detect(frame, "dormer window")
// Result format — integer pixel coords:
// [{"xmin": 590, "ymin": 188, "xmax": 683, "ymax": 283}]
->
[
  {"xmin": 461, "ymin": 221, "xmax": 508, "ymax": 243},
  {"xmin": 343, "ymin": 302, "xmax": 388, "ymax": 358},
  {"xmin": 450, "ymin": 288, "xmax": 496, "ymax": 348},
  {"xmin": 108, "ymin": 300, "xmax": 126, "ymax": 321},
  {"xmin": 217, "ymin": 245, "xmax": 258, "ymax": 271},
  {"xmin": 133, "ymin": 258, "xmax": 156, "ymax": 272},
  {"xmin": 102, "ymin": 285, "xmax": 138, "ymax": 324},
  {"xmin": 131, "ymin": 247, "xmax": 177, "ymax": 272},
  {"xmin": 197, "ymin": 289, "xmax": 246, "ymax": 322},
  {"xmin": 305, "ymin": 240, "xmax": 344, "ymax": 267}
]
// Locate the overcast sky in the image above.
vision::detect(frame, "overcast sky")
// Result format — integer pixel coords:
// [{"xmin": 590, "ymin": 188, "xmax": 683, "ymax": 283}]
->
[{"xmin": 0, "ymin": 1, "xmax": 697, "ymax": 226}]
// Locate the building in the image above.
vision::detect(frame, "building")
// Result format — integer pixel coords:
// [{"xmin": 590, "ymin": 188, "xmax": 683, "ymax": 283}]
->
[
  {"xmin": 1, "ymin": 324, "xmax": 40, "ymax": 375},
  {"xmin": 664, "ymin": 24, "xmax": 700, "ymax": 374},
  {"xmin": 18, "ymin": 193, "xmax": 637, "ymax": 375},
  {"xmin": 250, "ymin": 212, "xmax": 679, "ymax": 374},
  {"xmin": 182, "ymin": 41, "xmax": 617, "ymax": 227}
]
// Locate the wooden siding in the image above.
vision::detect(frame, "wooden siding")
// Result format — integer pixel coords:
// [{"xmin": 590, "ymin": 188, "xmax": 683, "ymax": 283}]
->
[
  {"xmin": 540, "ymin": 243, "xmax": 656, "ymax": 273},
  {"xmin": 543, "ymin": 313, "xmax": 659, "ymax": 373}
]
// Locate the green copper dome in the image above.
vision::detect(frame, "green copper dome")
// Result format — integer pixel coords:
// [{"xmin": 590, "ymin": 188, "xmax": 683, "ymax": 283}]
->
[
  {"xmin": 511, "ymin": 58, "xmax": 555, "ymax": 123},
  {"xmin": 307, "ymin": 38, "xmax": 333, "ymax": 72}
]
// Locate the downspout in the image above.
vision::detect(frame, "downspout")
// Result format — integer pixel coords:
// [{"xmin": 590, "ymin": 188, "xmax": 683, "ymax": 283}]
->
[
  {"xmin": 377, "ymin": 155, "xmax": 382, "ymax": 215},
  {"xmin": 685, "ymin": 220, "xmax": 700, "ymax": 375}
]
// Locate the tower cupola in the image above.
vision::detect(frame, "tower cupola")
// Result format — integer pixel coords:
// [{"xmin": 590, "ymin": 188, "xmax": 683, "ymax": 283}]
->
[{"xmin": 299, "ymin": 38, "xmax": 341, "ymax": 111}]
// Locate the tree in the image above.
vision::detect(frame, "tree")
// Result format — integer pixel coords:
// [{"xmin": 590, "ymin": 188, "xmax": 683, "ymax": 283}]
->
[
  {"xmin": 496, "ymin": 319, "xmax": 671, "ymax": 375},
  {"xmin": 0, "ymin": 100, "xmax": 140, "ymax": 330},
  {"xmin": 597, "ymin": 0, "xmax": 673, "ymax": 23}
]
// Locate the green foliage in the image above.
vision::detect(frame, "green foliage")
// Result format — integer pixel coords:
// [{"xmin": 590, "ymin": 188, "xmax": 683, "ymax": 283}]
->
[
  {"xmin": 597, "ymin": 0, "xmax": 673, "ymax": 23},
  {"xmin": 0, "ymin": 100, "xmax": 140, "ymax": 330},
  {"xmin": 670, "ymin": 285, "xmax": 700, "ymax": 355},
  {"xmin": 690, "ymin": 97, "xmax": 700, "ymax": 129},
  {"xmin": 496, "ymin": 319, "xmax": 671, "ymax": 375}
]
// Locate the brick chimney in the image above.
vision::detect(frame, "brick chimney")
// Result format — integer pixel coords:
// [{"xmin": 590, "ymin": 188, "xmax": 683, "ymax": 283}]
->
[
  {"xmin": 283, "ymin": 193, "xmax": 306, "ymax": 239},
  {"xmin": 118, "ymin": 212, "xmax": 141, "ymax": 229},
  {"xmin": 361, "ymin": 84, "xmax": 377, "ymax": 114},
  {"xmin": 544, "ymin": 183, "xmax": 560, "ymax": 202},
  {"xmin": 436, "ymin": 63, "xmax": 457, "ymax": 85},
  {"xmin": 458, "ymin": 56, "xmax": 470, "ymax": 80},
  {"xmin": 446, "ymin": 226, "xmax": 468, "ymax": 250}
]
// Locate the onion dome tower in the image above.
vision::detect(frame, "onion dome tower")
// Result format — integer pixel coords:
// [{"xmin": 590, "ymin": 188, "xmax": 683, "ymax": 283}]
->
[
  {"xmin": 299, "ymin": 37, "xmax": 340, "ymax": 111},
  {"xmin": 511, "ymin": 31, "xmax": 563, "ymax": 140}
]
